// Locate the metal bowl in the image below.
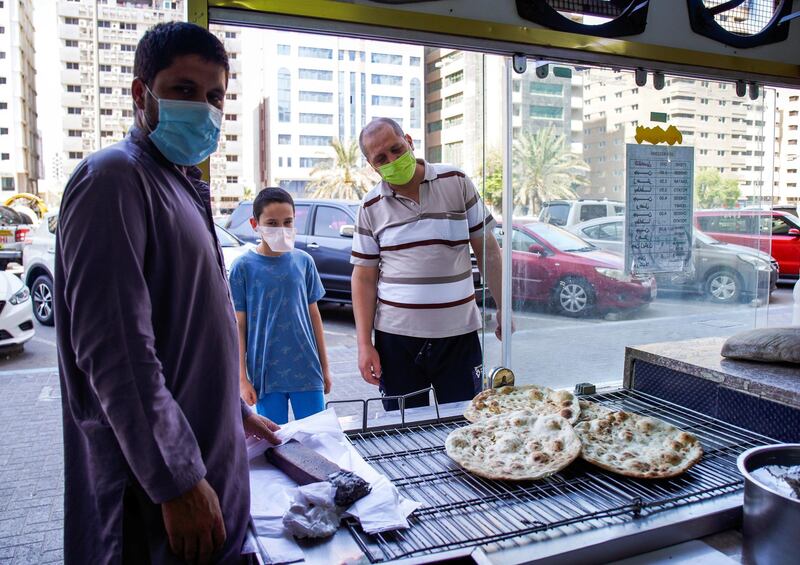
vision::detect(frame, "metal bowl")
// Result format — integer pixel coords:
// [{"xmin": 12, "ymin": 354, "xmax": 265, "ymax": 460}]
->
[{"xmin": 737, "ymin": 444, "xmax": 800, "ymax": 565}]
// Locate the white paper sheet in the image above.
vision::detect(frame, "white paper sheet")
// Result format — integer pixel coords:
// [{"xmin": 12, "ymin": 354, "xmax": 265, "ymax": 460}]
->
[{"xmin": 248, "ymin": 409, "xmax": 422, "ymax": 562}]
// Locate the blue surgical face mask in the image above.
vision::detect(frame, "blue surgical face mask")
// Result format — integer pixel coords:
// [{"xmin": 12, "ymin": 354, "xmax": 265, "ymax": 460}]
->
[{"xmin": 140, "ymin": 83, "xmax": 222, "ymax": 166}]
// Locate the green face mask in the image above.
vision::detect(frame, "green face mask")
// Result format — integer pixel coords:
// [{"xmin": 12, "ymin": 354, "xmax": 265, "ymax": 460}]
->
[{"xmin": 377, "ymin": 150, "xmax": 416, "ymax": 186}]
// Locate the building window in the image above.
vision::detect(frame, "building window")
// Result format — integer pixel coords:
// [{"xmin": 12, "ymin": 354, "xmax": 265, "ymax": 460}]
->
[
  {"xmin": 225, "ymin": 31, "xmax": 237, "ymax": 39},
  {"xmin": 298, "ymin": 68, "xmax": 333, "ymax": 81},
  {"xmin": 277, "ymin": 44, "xmax": 290, "ymax": 55},
  {"xmin": 225, "ymin": 134, "xmax": 238, "ymax": 142},
  {"xmin": 101, "ymin": 131, "xmax": 113, "ymax": 137},
  {"xmin": 68, "ymin": 152, "xmax": 82, "ymax": 159},
  {"xmin": 1, "ymin": 178, "xmax": 13, "ymax": 191},
  {"xmin": 68, "ymin": 129, "xmax": 81, "ymax": 137},
  {"xmin": 121, "ymin": 87, "xmax": 131, "ymax": 95},
  {"xmin": 100, "ymin": 108, "xmax": 112, "ymax": 115},
  {"xmin": 444, "ymin": 92, "xmax": 463, "ymax": 108},
  {"xmin": 121, "ymin": 44, "xmax": 135, "ymax": 52},
  {"xmin": 371, "ymin": 74, "xmax": 402, "ymax": 86},
  {"xmin": 426, "ymin": 145, "xmax": 442, "ymax": 162},
  {"xmin": 67, "ymin": 62, "xmax": 80, "ymax": 70},
  {"xmin": 224, "ymin": 114, "xmax": 237, "ymax": 121},
  {"xmin": 427, "ymin": 99, "xmax": 442, "ymax": 113},
  {"xmin": 427, "ymin": 120, "xmax": 442, "ymax": 133},
  {"xmin": 444, "ymin": 70, "xmax": 463, "ymax": 86},
  {"xmin": 410, "ymin": 78, "xmax": 421, "ymax": 129},
  {"xmin": 428, "ymin": 79, "xmax": 442, "ymax": 93},
  {"xmin": 121, "ymin": 65, "xmax": 133, "ymax": 74},
  {"xmin": 530, "ymin": 82, "xmax": 563, "ymax": 96},
  {"xmin": 226, "ymin": 155, "xmax": 238, "ymax": 162},
  {"xmin": 529, "ymin": 105, "xmax": 563, "ymax": 119},
  {"xmin": 298, "ymin": 46, "xmax": 333, "ymax": 59},
  {"xmin": 299, "ymin": 157, "xmax": 332, "ymax": 168},
  {"xmin": 229, "ymin": 53, "xmax": 237, "ymax": 60},
  {"xmin": 97, "ymin": 20, "xmax": 110, "ymax": 28},
  {"xmin": 65, "ymin": 40, "xmax": 78, "ymax": 47},
  {"xmin": 443, "ymin": 141, "xmax": 463, "ymax": 166},
  {"xmin": 121, "ymin": 23, "xmax": 137, "ymax": 31},
  {"xmin": 278, "ymin": 134, "xmax": 291, "ymax": 145},
  {"xmin": 299, "ymin": 91, "xmax": 333, "ymax": 103},
  {"xmin": 99, "ymin": 87, "xmax": 112, "ymax": 94},
  {"xmin": 0, "ymin": 128, "xmax": 7, "ymax": 135},
  {"xmin": 67, "ymin": 85, "xmax": 81, "ymax": 93},
  {"xmin": 98, "ymin": 43, "xmax": 111, "ymax": 50},
  {"xmin": 225, "ymin": 93, "xmax": 237, "ymax": 100},
  {"xmin": 65, "ymin": 17, "xmax": 79, "ymax": 25},
  {"xmin": 371, "ymin": 52, "xmax": 403, "ymax": 65},
  {"xmin": 410, "ymin": 56, "xmax": 420, "ymax": 66},
  {"xmin": 68, "ymin": 107, "xmax": 81, "ymax": 114},
  {"xmin": 121, "ymin": 109, "xmax": 133, "ymax": 118},
  {"xmin": 299, "ymin": 113, "xmax": 333, "ymax": 125},
  {"xmin": 299, "ymin": 135, "xmax": 333, "ymax": 146},
  {"xmin": 278, "ymin": 67, "xmax": 291, "ymax": 122},
  {"xmin": 444, "ymin": 114, "xmax": 463, "ymax": 128},
  {"xmin": 371, "ymin": 95, "xmax": 402, "ymax": 107},
  {"xmin": 226, "ymin": 176, "xmax": 238, "ymax": 183}
]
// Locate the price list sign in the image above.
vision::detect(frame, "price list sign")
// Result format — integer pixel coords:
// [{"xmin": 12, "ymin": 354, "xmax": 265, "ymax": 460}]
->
[{"xmin": 624, "ymin": 144, "xmax": 694, "ymax": 275}]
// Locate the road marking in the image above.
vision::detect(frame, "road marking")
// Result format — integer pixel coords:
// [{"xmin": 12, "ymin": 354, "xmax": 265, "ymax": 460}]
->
[
  {"xmin": 33, "ymin": 337, "xmax": 57, "ymax": 348},
  {"xmin": 0, "ymin": 366, "xmax": 59, "ymax": 376}
]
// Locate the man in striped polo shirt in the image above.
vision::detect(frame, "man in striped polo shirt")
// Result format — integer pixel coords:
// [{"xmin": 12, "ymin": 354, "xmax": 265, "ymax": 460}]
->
[{"xmin": 351, "ymin": 118, "xmax": 505, "ymax": 410}]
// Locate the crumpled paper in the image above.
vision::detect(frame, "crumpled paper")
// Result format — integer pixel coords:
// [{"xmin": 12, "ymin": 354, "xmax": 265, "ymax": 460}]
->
[
  {"xmin": 248, "ymin": 409, "xmax": 422, "ymax": 563},
  {"xmin": 282, "ymin": 482, "xmax": 340, "ymax": 539}
]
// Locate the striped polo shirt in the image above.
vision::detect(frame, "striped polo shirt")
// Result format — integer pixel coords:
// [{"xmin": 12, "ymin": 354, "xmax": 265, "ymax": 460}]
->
[{"xmin": 351, "ymin": 160, "xmax": 495, "ymax": 338}]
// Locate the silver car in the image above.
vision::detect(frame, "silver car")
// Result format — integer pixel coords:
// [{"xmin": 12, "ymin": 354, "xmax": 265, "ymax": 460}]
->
[
  {"xmin": 569, "ymin": 217, "xmax": 779, "ymax": 304},
  {"xmin": 22, "ymin": 211, "xmax": 251, "ymax": 326}
]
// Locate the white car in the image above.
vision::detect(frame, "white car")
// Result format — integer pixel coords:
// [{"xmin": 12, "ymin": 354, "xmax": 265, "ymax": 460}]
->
[
  {"xmin": 0, "ymin": 270, "xmax": 34, "ymax": 351},
  {"xmin": 22, "ymin": 211, "xmax": 251, "ymax": 326},
  {"xmin": 539, "ymin": 199, "xmax": 625, "ymax": 227}
]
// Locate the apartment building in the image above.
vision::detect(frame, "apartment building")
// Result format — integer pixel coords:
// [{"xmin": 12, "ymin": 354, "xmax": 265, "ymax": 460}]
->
[
  {"xmin": 582, "ymin": 70, "xmax": 768, "ymax": 201},
  {"xmin": 0, "ymin": 0, "xmax": 39, "ymax": 195},
  {"xmin": 55, "ymin": 1, "xmax": 242, "ymax": 207},
  {"xmin": 423, "ymin": 49, "xmax": 582, "ymax": 181},
  {"xmin": 774, "ymin": 88, "xmax": 800, "ymax": 207},
  {"xmin": 251, "ymin": 31, "xmax": 424, "ymax": 196}
]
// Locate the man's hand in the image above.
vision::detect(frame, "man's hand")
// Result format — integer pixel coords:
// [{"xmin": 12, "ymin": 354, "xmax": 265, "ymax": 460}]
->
[
  {"xmin": 243, "ymin": 412, "xmax": 281, "ymax": 445},
  {"xmin": 323, "ymin": 368, "xmax": 332, "ymax": 394},
  {"xmin": 495, "ymin": 310, "xmax": 515, "ymax": 340},
  {"xmin": 358, "ymin": 343, "xmax": 382, "ymax": 386},
  {"xmin": 239, "ymin": 379, "xmax": 257, "ymax": 406},
  {"xmin": 162, "ymin": 478, "xmax": 226, "ymax": 565}
]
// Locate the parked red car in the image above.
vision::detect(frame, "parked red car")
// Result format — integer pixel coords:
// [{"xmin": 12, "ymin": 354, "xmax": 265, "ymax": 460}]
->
[
  {"xmin": 494, "ymin": 222, "xmax": 656, "ymax": 317},
  {"xmin": 694, "ymin": 209, "xmax": 800, "ymax": 281}
]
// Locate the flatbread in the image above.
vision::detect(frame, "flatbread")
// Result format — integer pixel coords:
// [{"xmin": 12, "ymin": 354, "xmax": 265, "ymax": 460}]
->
[
  {"xmin": 574, "ymin": 411, "xmax": 703, "ymax": 479},
  {"xmin": 445, "ymin": 411, "xmax": 581, "ymax": 481},
  {"xmin": 577, "ymin": 399, "xmax": 615, "ymax": 422},
  {"xmin": 464, "ymin": 385, "xmax": 580, "ymax": 424}
]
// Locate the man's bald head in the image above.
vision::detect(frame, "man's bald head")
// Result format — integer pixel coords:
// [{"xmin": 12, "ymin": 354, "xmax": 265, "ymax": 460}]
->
[{"xmin": 359, "ymin": 118, "xmax": 414, "ymax": 168}]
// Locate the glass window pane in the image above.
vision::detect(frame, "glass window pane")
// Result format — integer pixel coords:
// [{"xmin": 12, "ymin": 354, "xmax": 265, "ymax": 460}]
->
[{"xmin": 314, "ymin": 206, "xmax": 351, "ymax": 237}]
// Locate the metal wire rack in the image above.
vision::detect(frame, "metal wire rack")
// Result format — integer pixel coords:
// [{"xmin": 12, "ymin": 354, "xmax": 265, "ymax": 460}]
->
[{"xmin": 344, "ymin": 389, "xmax": 776, "ymax": 563}]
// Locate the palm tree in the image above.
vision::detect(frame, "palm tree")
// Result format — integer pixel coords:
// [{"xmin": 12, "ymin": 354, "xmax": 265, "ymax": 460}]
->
[
  {"xmin": 307, "ymin": 139, "xmax": 379, "ymax": 200},
  {"xmin": 512, "ymin": 126, "xmax": 589, "ymax": 215}
]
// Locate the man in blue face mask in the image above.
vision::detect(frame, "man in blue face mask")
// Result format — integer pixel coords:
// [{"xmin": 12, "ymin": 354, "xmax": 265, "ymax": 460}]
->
[{"xmin": 55, "ymin": 22, "xmax": 279, "ymax": 565}]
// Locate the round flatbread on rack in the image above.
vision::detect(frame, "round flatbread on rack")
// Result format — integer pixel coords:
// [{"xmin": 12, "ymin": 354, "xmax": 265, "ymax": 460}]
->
[
  {"xmin": 577, "ymin": 399, "xmax": 615, "ymax": 422},
  {"xmin": 445, "ymin": 411, "xmax": 582, "ymax": 481},
  {"xmin": 464, "ymin": 385, "xmax": 580, "ymax": 424},
  {"xmin": 574, "ymin": 411, "xmax": 703, "ymax": 479}
]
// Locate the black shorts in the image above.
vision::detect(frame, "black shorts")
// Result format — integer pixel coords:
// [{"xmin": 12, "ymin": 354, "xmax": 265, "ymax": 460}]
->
[{"xmin": 374, "ymin": 329, "xmax": 483, "ymax": 411}]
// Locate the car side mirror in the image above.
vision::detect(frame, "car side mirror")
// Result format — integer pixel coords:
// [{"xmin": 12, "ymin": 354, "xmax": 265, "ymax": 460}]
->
[
  {"xmin": 339, "ymin": 224, "xmax": 355, "ymax": 238},
  {"xmin": 788, "ymin": 228, "xmax": 800, "ymax": 237},
  {"xmin": 528, "ymin": 244, "xmax": 546, "ymax": 256}
]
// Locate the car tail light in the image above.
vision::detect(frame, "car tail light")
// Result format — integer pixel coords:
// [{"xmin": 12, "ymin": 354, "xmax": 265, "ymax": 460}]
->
[{"xmin": 15, "ymin": 228, "xmax": 29, "ymax": 242}]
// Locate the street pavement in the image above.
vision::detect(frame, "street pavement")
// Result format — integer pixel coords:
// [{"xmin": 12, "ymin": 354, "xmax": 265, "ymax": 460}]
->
[{"xmin": 0, "ymin": 287, "xmax": 795, "ymax": 563}]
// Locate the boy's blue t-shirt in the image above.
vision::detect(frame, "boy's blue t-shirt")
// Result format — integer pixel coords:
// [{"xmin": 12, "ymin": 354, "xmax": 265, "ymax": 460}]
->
[{"xmin": 229, "ymin": 249, "xmax": 325, "ymax": 395}]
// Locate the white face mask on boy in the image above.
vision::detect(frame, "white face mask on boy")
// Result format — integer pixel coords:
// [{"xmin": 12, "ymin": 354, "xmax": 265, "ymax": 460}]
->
[{"xmin": 257, "ymin": 226, "xmax": 296, "ymax": 252}]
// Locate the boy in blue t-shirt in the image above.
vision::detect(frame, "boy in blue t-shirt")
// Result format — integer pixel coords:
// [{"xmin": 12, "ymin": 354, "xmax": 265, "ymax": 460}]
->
[{"xmin": 229, "ymin": 187, "xmax": 332, "ymax": 424}]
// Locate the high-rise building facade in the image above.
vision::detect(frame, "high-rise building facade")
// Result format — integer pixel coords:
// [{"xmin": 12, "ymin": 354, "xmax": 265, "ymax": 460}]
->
[
  {"xmin": 55, "ymin": 1, "xmax": 242, "ymax": 207},
  {"xmin": 774, "ymin": 89, "xmax": 800, "ymax": 207},
  {"xmin": 251, "ymin": 31, "xmax": 424, "ymax": 196},
  {"xmin": 582, "ymin": 70, "xmax": 769, "ymax": 201},
  {"xmin": 0, "ymin": 0, "xmax": 39, "ymax": 195}
]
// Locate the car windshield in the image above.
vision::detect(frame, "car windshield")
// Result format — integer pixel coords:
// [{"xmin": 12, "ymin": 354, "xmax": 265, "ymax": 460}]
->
[
  {"xmin": 215, "ymin": 225, "xmax": 242, "ymax": 247},
  {"xmin": 525, "ymin": 222, "xmax": 596, "ymax": 252}
]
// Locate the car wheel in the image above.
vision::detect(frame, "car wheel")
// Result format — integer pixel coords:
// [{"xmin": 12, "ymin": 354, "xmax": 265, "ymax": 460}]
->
[
  {"xmin": 32, "ymin": 275, "xmax": 55, "ymax": 326},
  {"xmin": 553, "ymin": 276, "xmax": 595, "ymax": 317},
  {"xmin": 704, "ymin": 270, "xmax": 742, "ymax": 304}
]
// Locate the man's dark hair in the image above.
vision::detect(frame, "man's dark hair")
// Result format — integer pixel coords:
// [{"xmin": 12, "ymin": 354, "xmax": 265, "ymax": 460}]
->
[
  {"xmin": 253, "ymin": 187, "xmax": 295, "ymax": 219},
  {"xmin": 134, "ymin": 22, "xmax": 229, "ymax": 87},
  {"xmin": 359, "ymin": 117, "xmax": 405, "ymax": 158}
]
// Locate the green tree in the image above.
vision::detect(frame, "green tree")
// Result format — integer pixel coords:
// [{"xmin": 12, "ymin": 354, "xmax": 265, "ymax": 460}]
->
[
  {"xmin": 695, "ymin": 168, "xmax": 740, "ymax": 209},
  {"xmin": 476, "ymin": 150, "xmax": 504, "ymax": 211},
  {"xmin": 512, "ymin": 125, "xmax": 589, "ymax": 215},
  {"xmin": 307, "ymin": 139, "xmax": 379, "ymax": 200},
  {"xmin": 242, "ymin": 186, "xmax": 254, "ymax": 200}
]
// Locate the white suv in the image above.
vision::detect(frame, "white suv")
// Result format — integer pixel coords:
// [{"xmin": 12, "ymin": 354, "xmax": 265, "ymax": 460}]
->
[{"xmin": 539, "ymin": 199, "xmax": 625, "ymax": 227}]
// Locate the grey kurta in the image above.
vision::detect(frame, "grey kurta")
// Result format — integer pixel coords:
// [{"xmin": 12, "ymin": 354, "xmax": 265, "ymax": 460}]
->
[{"xmin": 55, "ymin": 127, "xmax": 251, "ymax": 564}]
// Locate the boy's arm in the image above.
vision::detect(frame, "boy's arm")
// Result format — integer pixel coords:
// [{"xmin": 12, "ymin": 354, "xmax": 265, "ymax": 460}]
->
[
  {"xmin": 309, "ymin": 302, "xmax": 331, "ymax": 394},
  {"xmin": 235, "ymin": 311, "xmax": 257, "ymax": 406}
]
